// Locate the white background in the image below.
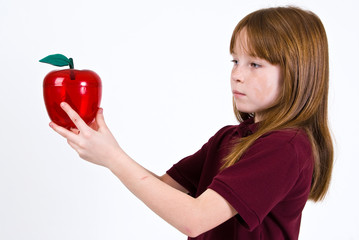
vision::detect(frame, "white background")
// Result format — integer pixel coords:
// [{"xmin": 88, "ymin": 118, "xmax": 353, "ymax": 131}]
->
[{"xmin": 0, "ymin": 0, "xmax": 358, "ymax": 239}]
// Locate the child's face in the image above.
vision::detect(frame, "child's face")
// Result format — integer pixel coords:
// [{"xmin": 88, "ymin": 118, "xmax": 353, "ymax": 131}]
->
[{"xmin": 230, "ymin": 30, "xmax": 282, "ymax": 122}]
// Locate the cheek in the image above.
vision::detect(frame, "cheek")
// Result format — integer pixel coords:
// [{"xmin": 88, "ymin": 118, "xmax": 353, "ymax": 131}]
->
[{"xmin": 251, "ymin": 79, "xmax": 280, "ymax": 105}]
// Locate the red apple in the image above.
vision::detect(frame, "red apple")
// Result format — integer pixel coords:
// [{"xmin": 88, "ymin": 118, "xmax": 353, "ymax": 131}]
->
[{"xmin": 40, "ymin": 54, "xmax": 102, "ymax": 129}]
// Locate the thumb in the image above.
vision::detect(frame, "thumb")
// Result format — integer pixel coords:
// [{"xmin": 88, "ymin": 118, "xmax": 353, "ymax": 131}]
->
[{"xmin": 95, "ymin": 108, "xmax": 106, "ymax": 129}]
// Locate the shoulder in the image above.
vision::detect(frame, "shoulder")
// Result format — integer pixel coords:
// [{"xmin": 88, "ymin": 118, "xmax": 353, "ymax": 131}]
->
[
  {"xmin": 260, "ymin": 128, "xmax": 312, "ymax": 152},
  {"xmin": 252, "ymin": 128, "xmax": 313, "ymax": 170},
  {"xmin": 210, "ymin": 125, "xmax": 238, "ymax": 140},
  {"xmin": 204, "ymin": 125, "xmax": 239, "ymax": 151},
  {"xmin": 216, "ymin": 125, "xmax": 238, "ymax": 134}
]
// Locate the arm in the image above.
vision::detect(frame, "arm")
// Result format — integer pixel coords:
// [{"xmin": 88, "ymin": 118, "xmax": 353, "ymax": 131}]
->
[
  {"xmin": 50, "ymin": 102, "xmax": 237, "ymax": 237},
  {"xmin": 109, "ymin": 153, "xmax": 237, "ymax": 237},
  {"xmin": 159, "ymin": 174, "xmax": 189, "ymax": 194}
]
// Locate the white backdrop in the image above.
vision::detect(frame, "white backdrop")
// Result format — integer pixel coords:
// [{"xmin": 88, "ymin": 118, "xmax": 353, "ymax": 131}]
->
[{"xmin": 1, "ymin": 0, "xmax": 358, "ymax": 239}]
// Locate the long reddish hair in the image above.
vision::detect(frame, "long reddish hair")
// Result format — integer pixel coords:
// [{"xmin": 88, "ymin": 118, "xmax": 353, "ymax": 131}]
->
[{"xmin": 222, "ymin": 6, "xmax": 333, "ymax": 201}]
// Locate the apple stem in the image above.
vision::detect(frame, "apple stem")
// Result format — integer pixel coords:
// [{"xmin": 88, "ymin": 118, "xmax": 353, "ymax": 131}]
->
[{"xmin": 69, "ymin": 58, "xmax": 74, "ymax": 69}]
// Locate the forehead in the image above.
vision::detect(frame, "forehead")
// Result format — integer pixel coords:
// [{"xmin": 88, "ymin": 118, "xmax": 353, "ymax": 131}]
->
[{"xmin": 231, "ymin": 29, "xmax": 254, "ymax": 56}]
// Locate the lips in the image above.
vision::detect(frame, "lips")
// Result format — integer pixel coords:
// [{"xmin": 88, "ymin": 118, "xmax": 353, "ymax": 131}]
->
[{"xmin": 232, "ymin": 90, "xmax": 246, "ymax": 97}]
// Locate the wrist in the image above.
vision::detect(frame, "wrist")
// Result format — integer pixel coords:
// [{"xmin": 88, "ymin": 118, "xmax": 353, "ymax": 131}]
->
[{"xmin": 106, "ymin": 147, "xmax": 128, "ymax": 173}]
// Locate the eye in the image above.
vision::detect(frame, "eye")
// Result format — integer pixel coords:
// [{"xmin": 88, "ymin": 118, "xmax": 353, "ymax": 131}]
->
[
  {"xmin": 250, "ymin": 62, "xmax": 261, "ymax": 68},
  {"xmin": 231, "ymin": 60, "xmax": 238, "ymax": 65}
]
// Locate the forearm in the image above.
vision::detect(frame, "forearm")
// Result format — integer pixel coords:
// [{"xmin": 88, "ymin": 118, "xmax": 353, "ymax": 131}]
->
[
  {"xmin": 51, "ymin": 103, "xmax": 234, "ymax": 237},
  {"xmin": 108, "ymin": 151, "xmax": 198, "ymax": 236}
]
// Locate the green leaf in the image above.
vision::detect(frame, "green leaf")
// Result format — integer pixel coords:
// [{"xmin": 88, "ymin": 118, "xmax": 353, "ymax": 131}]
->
[{"xmin": 39, "ymin": 54, "xmax": 74, "ymax": 69}]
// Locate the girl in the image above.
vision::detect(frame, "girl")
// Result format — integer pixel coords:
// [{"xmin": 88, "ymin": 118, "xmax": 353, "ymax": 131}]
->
[{"xmin": 50, "ymin": 6, "xmax": 333, "ymax": 240}]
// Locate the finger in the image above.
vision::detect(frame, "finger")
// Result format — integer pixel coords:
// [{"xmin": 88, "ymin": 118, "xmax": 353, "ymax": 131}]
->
[
  {"xmin": 67, "ymin": 139, "xmax": 80, "ymax": 151},
  {"xmin": 49, "ymin": 121, "xmax": 79, "ymax": 143},
  {"xmin": 70, "ymin": 128, "xmax": 80, "ymax": 135},
  {"xmin": 67, "ymin": 139, "xmax": 85, "ymax": 158},
  {"xmin": 95, "ymin": 108, "xmax": 107, "ymax": 130},
  {"xmin": 60, "ymin": 102, "xmax": 87, "ymax": 131},
  {"xmin": 89, "ymin": 120, "xmax": 99, "ymax": 131}
]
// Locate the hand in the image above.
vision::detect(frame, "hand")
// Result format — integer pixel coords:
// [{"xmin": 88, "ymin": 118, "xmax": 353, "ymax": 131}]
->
[{"xmin": 49, "ymin": 102, "xmax": 123, "ymax": 168}]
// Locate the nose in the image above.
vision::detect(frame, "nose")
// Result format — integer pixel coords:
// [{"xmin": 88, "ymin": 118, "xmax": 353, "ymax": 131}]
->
[{"xmin": 231, "ymin": 64, "xmax": 245, "ymax": 83}]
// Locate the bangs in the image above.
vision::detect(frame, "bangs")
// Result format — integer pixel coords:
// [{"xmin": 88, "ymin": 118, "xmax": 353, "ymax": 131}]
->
[{"xmin": 230, "ymin": 10, "xmax": 283, "ymax": 65}]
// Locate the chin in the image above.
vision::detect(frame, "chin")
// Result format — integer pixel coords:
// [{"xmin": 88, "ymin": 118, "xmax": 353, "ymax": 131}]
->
[{"xmin": 235, "ymin": 105, "xmax": 253, "ymax": 114}]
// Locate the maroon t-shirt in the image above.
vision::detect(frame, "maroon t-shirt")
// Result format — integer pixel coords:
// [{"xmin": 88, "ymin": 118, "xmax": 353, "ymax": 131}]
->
[{"xmin": 167, "ymin": 118, "xmax": 314, "ymax": 240}]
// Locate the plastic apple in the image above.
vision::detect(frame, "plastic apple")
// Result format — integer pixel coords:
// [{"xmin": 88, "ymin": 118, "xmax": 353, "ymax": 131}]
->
[{"xmin": 40, "ymin": 54, "xmax": 102, "ymax": 129}]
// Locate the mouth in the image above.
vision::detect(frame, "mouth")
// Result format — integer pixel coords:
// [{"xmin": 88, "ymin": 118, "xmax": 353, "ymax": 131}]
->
[{"xmin": 232, "ymin": 90, "xmax": 246, "ymax": 98}]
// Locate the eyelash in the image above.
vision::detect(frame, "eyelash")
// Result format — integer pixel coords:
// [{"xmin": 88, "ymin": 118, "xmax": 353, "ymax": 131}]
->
[
  {"xmin": 250, "ymin": 62, "xmax": 261, "ymax": 68},
  {"xmin": 231, "ymin": 60, "xmax": 261, "ymax": 68}
]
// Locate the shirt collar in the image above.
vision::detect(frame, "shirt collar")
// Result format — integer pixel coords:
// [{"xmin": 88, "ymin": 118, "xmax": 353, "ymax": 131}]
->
[{"xmin": 236, "ymin": 117, "xmax": 259, "ymax": 137}]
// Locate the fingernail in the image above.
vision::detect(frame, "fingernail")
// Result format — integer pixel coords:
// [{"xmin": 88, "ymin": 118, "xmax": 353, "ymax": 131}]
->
[
  {"xmin": 98, "ymin": 108, "xmax": 103, "ymax": 114},
  {"xmin": 60, "ymin": 102, "xmax": 65, "ymax": 108},
  {"xmin": 49, "ymin": 122, "xmax": 53, "ymax": 128}
]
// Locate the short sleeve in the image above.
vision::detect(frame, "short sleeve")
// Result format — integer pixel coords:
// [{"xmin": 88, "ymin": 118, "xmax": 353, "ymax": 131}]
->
[
  {"xmin": 166, "ymin": 142, "xmax": 208, "ymax": 196},
  {"xmin": 167, "ymin": 126, "xmax": 234, "ymax": 196},
  {"xmin": 208, "ymin": 130, "xmax": 311, "ymax": 231}
]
